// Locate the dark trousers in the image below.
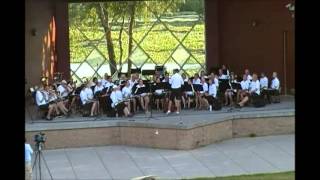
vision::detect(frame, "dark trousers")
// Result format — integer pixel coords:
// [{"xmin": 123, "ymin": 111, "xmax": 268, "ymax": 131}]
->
[{"xmin": 261, "ymin": 89, "xmax": 279, "ymax": 103}]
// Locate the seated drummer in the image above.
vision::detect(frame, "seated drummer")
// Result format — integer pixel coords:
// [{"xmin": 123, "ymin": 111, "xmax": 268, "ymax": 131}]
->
[
  {"xmin": 135, "ymin": 79, "xmax": 150, "ymax": 113},
  {"xmin": 80, "ymin": 83, "xmax": 98, "ymax": 117},
  {"xmin": 153, "ymin": 77, "xmax": 166, "ymax": 111},
  {"xmin": 237, "ymin": 73, "xmax": 260, "ymax": 108},
  {"xmin": 237, "ymin": 74, "xmax": 250, "ymax": 103},
  {"xmin": 122, "ymin": 80, "xmax": 136, "ymax": 113},
  {"xmin": 36, "ymin": 85, "xmax": 56, "ymax": 120},
  {"xmin": 110, "ymin": 85, "xmax": 132, "ymax": 117},
  {"xmin": 204, "ymin": 79, "xmax": 218, "ymax": 111}
]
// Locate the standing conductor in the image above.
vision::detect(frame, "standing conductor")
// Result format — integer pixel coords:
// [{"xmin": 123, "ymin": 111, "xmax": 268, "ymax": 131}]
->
[{"xmin": 167, "ymin": 69, "xmax": 184, "ymax": 115}]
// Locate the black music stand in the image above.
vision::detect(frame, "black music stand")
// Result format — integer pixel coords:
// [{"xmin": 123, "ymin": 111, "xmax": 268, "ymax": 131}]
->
[{"xmin": 131, "ymin": 68, "xmax": 141, "ymax": 74}]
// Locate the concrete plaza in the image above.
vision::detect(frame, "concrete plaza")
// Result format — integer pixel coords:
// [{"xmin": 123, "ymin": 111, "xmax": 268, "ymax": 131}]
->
[{"xmin": 32, "ymin": 134, "xmax": 294, "ymax": 180}]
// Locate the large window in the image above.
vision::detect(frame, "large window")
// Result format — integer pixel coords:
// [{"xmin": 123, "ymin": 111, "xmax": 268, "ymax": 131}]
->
[{"xmin": 69, "ymin": 0, "xmax": 205, "ymax": 83}]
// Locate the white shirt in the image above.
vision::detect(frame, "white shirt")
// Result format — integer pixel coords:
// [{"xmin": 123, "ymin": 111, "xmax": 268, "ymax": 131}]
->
[
  {"xmin": 169, "ymin": 73, "xmax": 184, "ymax": 89},
  {"xmin": 36, "ymin": 90, "xmax": 49, "ymax": 106},
  {"xmin": 80, "ymin": 87, "xmax": 94, "ymax": 105},
  {"xmin": 122, "ymin": 86, "xmax": 132, "ymax": 98},
  {"xmin": 271, "ymin": 77, "xmax": 280, "ymax": 90},
  {"xmin": 240, "ymin": 80, "xmax": 250, "ymax": 90},
  {"xmin": 25, "ymin": 144, "xmax": 33, "ymax": 163},
  {"xmin": 101, "ymin": 79, "xmax": 108, "ymax": 87},
  {"xmin": 129, "ymin": 79, "xmax": 137, "ymax": 88},
  {"xmin": 57, "ymin": 85, "xmax": 69, "ymax": 97},
  {"xmin": 214, "ymin": 78, "xmax": 219, "ymax": 87},
  {"xmin": 192, "ymin": 78, "xmax": 201, "ymax": 85},
  {"xmin": 249, "ymin": 80, "xmax": 260, "ymax": 95},
  {"xmin": 94, "ymin": 85, "xmax": 104, "ymax": 94},
  {"xmin": 85, "ymin": 87, "xmax": 94, "ymax": 100},
  {"xmin": 208, "ymin": 84, "xmax": 217, "ymax": 98},
  {"xmin": 247, "ymin": 74, "xmax": 253, "ymax": 80},
  {"xmin": 260, "ymin": 77, "xmax": 268, "ymax": 89},
  {"xmin": 201, "ymin": 82, "xmax": 208, "ymax": 93},
  {"xmin": 110, "ymin": 90, "xmax": 123, "ymax": 107}
]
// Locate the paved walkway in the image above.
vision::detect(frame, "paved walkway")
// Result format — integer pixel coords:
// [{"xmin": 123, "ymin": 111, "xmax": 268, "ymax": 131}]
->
[{"xmin": 32, "ymin": 134, "xmax": 294, "ymax": 180}]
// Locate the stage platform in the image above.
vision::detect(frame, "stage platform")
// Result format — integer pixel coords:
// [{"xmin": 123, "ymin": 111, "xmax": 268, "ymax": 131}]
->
[{"xmin": 25, "ymin": 96, "xmax": 295, "ymax": 150}]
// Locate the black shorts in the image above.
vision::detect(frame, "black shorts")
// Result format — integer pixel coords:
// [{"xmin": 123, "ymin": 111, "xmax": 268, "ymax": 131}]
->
[
  {"xmin": 84, "ymin": 102, "xmax": 93, "ymax": 110},
  {"xmin": 38, "ymin": 104, "xmax": 49, "ymax": 110},
  {"xmin": 154, "ymin": 93, "xmax": 165, "ymax": 100},
  {"xmin": 170, "ymin": 88, "xmax": 182, "ymax": 101},
  {"xmin": 115, "ymin": 102, "xmax": 126, "ymax": 111}
]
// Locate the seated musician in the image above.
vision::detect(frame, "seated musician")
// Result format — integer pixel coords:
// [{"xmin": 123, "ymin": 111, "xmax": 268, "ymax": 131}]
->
[
  {"xmin": 224, "ymin": 74, "xmax": 238, "ymax": 106},
  {"xmin": 57, "ymin": 80, "xmax": 72, "ymax": 106},
  {"xmin": 259, "ymin": 72, "xmax": 269, "ymax": 102},
  {"xmin": 119, "ymin": 74, "xmax": 127, "ymax": 85},
  {"xmin": 122, "ymin": 80, "xmax": 136, "ymax": 113},
  {"xmin": 198, "ymin": 77, "xmax": 209, "ymax": 110},
  {"xmin": 153, "ymin": 77, "xmax": 166, "ymax": 111},
  {"xmin": 110, "ymin": 85, "xmax": 132, "ymax": 117},
  {"xmin": 80, "ymin": 83, "xmax": 98, "ymax": 117},
  {"xmin": 162, "ymin": 73, "xmax": 170, "ymax": 82},
  {"xmin": 221, "ymin": 64, "xmax": 230, "ymax": 79},
  {"xmin": 266, "ymin": 72, "xmax": 281, "ymax": 103},
  {"xmin": 47, "ymin": 85, "xmax": 69, "ymax": 117},
  {"xmin": 184, "ymin": 79, "xmax": 195, "ymax": 109},
  {"xmin": 182, "ymin": 73, "xmax": 188, "ymax": 82},
  {"xmin": 204, "ymin": 79, "xmax": 217, "ymax": 111},
  {"xmin": 218, "ymin": 69, "xmax": 228, "ymax": 80},
  {"xmin": 237, "ymin": 74, "xmax": 250, "ymax": 103},
  {"xmin": 200, "ymin": 70, "xmax": 206, "ymax": 78},
  {"xmin": 244, "ymin": 69, "xmax": 253, "ymax": 81},
  {"xmin": 135, "ymin": 79, "xmax": 150, "ymax": 113},
  {"xmin": 35, "ymin": 85, "xmax": 56, "ymax": 120},
  {"xmin": 181, "ymin": 73, "xmax": 188, "ymax": 109},
  {"xmin": 237, "ymin": 73, "xmax": 260, "ymax": 107},
  {"xmin": 101, "ymin": 73, "xmax": 109, "ymax": 87},
  {"xmin": 94, "ymin": 80, "xmax": 105, "ymax": 114},
  {"xmin": 166, "ymin": 69, "xmax": 184, "ymax": 115},
  {"xmin": 192, "ymin": 73, "xmax": 201, "ymax": 85},
  {"xmin": 103, "ymin": 76, "xmax": 114, "ymax": 89},
  {"xmin": 129, "ymin": 74, "xmax": 138, "ymax": 88}
]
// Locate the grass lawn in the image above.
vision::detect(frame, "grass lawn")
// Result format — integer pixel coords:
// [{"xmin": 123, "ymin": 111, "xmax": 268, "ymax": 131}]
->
[{"xmin": 184, "ymin": 171, "xmax": 295, "ymax": 180}]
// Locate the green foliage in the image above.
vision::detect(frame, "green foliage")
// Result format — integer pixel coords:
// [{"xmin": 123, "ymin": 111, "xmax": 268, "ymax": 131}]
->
[{"xmin": 69, "ymin": 0, "xmax": 205, "ymax": 78}]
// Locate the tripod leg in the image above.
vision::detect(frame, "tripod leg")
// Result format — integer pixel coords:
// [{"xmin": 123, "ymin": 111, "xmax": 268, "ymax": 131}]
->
[{"xmin": 39, "ymin": 151, "xmax": 54, "ymax": 180}]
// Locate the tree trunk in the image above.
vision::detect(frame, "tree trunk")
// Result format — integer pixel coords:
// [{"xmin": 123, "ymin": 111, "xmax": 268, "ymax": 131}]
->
[
  {"xmin": 96, "ymin": 3, "xmax": 117, "ymax": 76},
  {"xmin": 127, "ymin": 2, "xmax": 136, "ymax": 77},
  {"xmin": 118, "ymin": 15, "xmax": 125, "ymax": 74}
]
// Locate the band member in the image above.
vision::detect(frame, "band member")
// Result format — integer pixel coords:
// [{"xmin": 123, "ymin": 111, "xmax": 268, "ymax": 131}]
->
[
  {"xmin": 135, "ymin": 79, "xmax": 150, "ymax": 113},
  {"xmin": 244, "ymin": 69, "xmax": 252, "ymax": 80},
  {"xmin": 204, "ymin": 79, "xmax": 217, "ymax": 111},
  {"xmin": 198, "ymin": 77, "xmax": 209, "ymax": 109},
  {"xmin": 224, "ymin": 75, "xmax": 238, "ymax": 106},
  {"xmin": 200, "ymin": 70, "xmax": 206, "ymax": 78},
  {"xmin": 101, "ymin": 73, "xmax": 109, "ymax": 87},
  {"xmin": 184, "ymin": 79, "xmax": 196, "ymax": 109},
  {"xmin": 35, "ymin": 85, "xmax": 56, "ymax": 120},
  {"xmin": 110, "ymin": 85, "xmax": 132, "ymax": 117},
  {"xmin": 122, "ymin": 80, "xmax": 136, "ymax": 113},
  {"xmin": 182, "ymin": 73, "xmax": 188, "ymax": 82},
  {"xmin": 260, "ymin": 73, "xmax": 268, "ymax": 90},
  {"xmin": 80, "ymin": 83, "xmax": 98, "ymax": 117},
  {"xmin": 192, "ymin": 74, "xmax": 201, "ymax": 84},
  {"xmin": 237, "ymin": 74, "xmax": 250, "ymax": 103},
  {"xmin": 237, "ymin": 73, "xmax": 260, "ymax": 107},
  {"xmin": 162, "ymin": 73, "xmax": 170, "ymax": 83},
  {"xmin": 119, "ymin": 74, "xmax": 127, "ymax": 85},
  {"xmin": 265, "ymin": 72, "xmax": 280, "ymax": 103},
  {"xmin": 103, "ymin": 76, "xmax": 114, "ymax": 89},
  {"xmin": 167, "ymin": 69, "xmax": 184, "ymax": 115},
  {"xmin": 47, "ymin": 85, "xmax": 69, "ymax": 117},
  {"xmin": 129, "ymin": 74, "xmax": 138, "ymax": 88},
  {"xmin": 152, "ymin": 77, "xmax": 166, "ymax": 111},
  {"xmin": 218, "ymin": 69, "xmax": 228, "ymax": 80},
  {"xmin": 221, "ymin": 64, "xmax": 230, "ymax": 78},
  {"xmin": 57, "ymin": 80, "xmax": 72, "ymax": 102}
]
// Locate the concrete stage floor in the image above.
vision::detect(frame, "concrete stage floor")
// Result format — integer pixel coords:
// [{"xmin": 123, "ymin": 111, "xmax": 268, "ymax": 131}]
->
[{"xmin": 26, "ymin": 96, "xmax": 294, "ymax": 131}]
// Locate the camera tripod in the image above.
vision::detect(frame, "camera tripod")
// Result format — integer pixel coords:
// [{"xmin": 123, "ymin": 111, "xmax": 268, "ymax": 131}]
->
[{"xmin": 32, "ymin": 143, "xmax": 53, "ymax": 180}]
